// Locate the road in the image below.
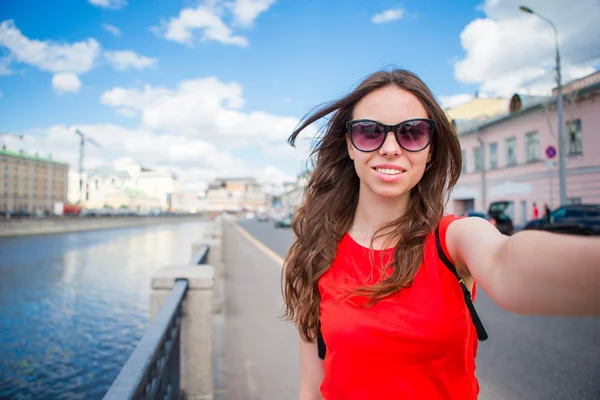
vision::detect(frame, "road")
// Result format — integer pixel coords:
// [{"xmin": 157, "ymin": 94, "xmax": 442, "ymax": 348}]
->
[{"xmin": 235, "ymin": 219, "xmax": 600, "ymax": 400}]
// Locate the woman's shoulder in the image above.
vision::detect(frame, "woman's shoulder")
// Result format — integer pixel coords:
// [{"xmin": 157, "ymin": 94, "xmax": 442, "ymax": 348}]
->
[{"xmin": 438, "ymin": 213, "xmax": 464, "ymax": 231}]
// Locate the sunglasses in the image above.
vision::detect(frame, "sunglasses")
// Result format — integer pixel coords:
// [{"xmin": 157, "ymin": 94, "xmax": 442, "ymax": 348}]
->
[{"xmin": 346, "ymin": 118, "xmax": 435, "ymax": 152}]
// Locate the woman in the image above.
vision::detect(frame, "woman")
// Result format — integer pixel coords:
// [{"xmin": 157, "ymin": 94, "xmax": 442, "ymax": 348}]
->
[{"xmin": 281, "ymin": 69, "xmax": 599, "ymax": 400}]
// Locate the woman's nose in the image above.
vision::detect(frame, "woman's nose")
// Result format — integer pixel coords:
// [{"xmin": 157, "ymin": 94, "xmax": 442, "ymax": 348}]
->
[{"xmin": 379, "ymin": 131, "xmax": 402, "ymax": 157}]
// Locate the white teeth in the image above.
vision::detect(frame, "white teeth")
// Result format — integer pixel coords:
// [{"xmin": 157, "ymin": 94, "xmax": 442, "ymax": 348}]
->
[{"xmin": 376, "ymin": 168, "xmax": 403, "ymax": 175}]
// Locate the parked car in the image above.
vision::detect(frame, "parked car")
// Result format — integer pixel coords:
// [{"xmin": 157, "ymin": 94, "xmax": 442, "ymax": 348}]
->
[
  {"xmin": 465, "ymin": 201, "xmax": 514, "ymax": 235},
  {"xmin": 523, "ymin": 204, "xmax": 600, "ymax": 236},
  {"xmin": 274, "ymin": 214, "xmax": 293, "ymax": 229},
  {"xmin": 257, "ymin": 212, "xmax": 269, "ymax": 222},
  {"xmin": 466, "ymin": 210, "xmax": 488, "ymax": 220},
  {"xmin": 488, "ymin": 201, "xmax": 514, "ymax": 236}
]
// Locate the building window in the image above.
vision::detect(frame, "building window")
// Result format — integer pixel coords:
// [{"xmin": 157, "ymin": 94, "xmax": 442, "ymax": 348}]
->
[
  {"xmin": 473, "ymin": 147, "xmax": 482, "ymax": 172},
  {"xmin": 506, "ymin": 137, "xmax": 517, "ymax": 166},
  {"xmin": 525, "ymin": 131, "xmax": 539, "ymax": 162},
  {"xmin": 489, "ymin": 143, "xmax": 498, "ymax": 170},
  {"xmin": 461, "ymin": 150, "xmax": 467, "ymax": 173},
  {"xmin": 567, "ymin": 119, "xmax": 582, "ymax": 155}
]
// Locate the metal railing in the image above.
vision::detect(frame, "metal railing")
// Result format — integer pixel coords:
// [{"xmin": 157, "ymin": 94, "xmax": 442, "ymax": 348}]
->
[
  {"xmin": 104, "ymin": 244, "xmax": 211, "ymax": 399},
  {"xmin": 191, "ymin": 244, "xmax": 209, "ymax": 265},
  {"xmin": 103, "ymin": 279, "xmax": 188, "ymax": 400}
]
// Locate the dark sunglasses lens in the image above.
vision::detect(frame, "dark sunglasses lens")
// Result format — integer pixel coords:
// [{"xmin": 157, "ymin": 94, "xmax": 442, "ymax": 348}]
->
[
  {"xmin": 396, "ymin": 120, "xmax": 432, "ymax": 151},
  {"xmin": 350, "ymin": 122, "xmax": 385, "ymax": 151}
]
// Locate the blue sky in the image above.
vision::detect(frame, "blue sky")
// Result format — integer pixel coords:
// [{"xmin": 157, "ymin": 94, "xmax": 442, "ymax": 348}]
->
[{"xmin": 0, "ymin": 0, "xmax": 598, "ymax": 191}]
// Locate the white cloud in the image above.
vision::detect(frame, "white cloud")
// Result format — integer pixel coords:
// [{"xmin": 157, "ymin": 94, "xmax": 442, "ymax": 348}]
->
[
  {"xmin": 5, "ymin": 72, "xmax": 310, "ymax": 190},
  {"xmin": 104, "ymin": 50, "xmax": 157, "ymax": 71},
  {"xmin": 455, "ymin": 0, "xmax": 600, "ymax": 96},
  {"xmin": 88, "ymin": 0, "xmax": 127, "ymax": 10},
  {"xmin": 0, "ymin": 20, "xmax": 159, "ymax": 92},
  {"xmin": 0, "ymin": 20, "xmax": 101, "ymax": 74},
  {"xmin": 92, "ymin": 76, "xmax": 315, "ymax": 189},
  {"xmin": 372, "ymin": 8, "xmax": 405, "ymax": 24},
  {"xmin": 229, "ymin": 0, "xmax": 277, "ymax": 27},
  {"xmin": 102, "ymin": 24, "xmax": 122, "ymax": 37},
  {"xmin": 11, "ymin": 124, "xmax": 227, "ymax": 170},
  {"xmin": 99, "ymin": 76, "xmax": 311, "ymax": 145},
  {"xmin": 116, "ymin": 107, "xmax": 138, "ymax": 117},
  {"xmin": 155, "ymin": 0, "xmax": 276, "ymax": 46},
  {"xmin": 52, "ymin": 73, "xmax": 82, "ymax": 93},
  {"xmin": 7, "ymin": 123, "xmax": 298, "ymax": 191},
  {"xmin": 439, "ymin": 93, "xmax": 474, "ymax": 109},
  {"xmin": 0, "ymin": 56, "xmax": 13, "ymax": 75},
  {"xmin": 158, "ymin": 5, "xmax": 248, "ymax": 47},
  {"xmin": 256, "ymin": 165, "xmax": 295, "ymax": 184},
  {"xmin": 0, "ymin": 20, "xmax": 101, "ymax": 92}
]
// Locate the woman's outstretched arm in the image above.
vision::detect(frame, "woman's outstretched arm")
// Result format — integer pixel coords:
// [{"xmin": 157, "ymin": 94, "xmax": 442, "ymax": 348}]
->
[{"xmin": 447, "ymin": 217, "xmax": 600, "ymax": 316}]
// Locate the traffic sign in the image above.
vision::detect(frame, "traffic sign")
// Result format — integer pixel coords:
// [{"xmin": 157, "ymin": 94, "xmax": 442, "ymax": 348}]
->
[{"xmin": 545, "ymin": 145, "xmax": 556, "ymax": 159}]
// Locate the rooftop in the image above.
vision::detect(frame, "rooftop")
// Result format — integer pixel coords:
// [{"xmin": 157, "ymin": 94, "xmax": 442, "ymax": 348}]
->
[
  {"xmin": 0, "ymin": 147, "xmax": 67, "ymax": 166},
  {"xmin": 445, "ymin": 97, "xmax": 507, "ymax": 120},
  {"xmin": 455, "ymin": 71, "xmax": 600, "ymax": 136}
]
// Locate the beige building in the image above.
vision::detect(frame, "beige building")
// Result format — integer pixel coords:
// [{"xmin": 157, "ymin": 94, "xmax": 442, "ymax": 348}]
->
[
  {"xmin": 205, "ymin": 177, "xmax": 268, "ymax": 211},
  {"xmin": 0, "ymin": 146, "xmax": 68, "ymax": 214}
]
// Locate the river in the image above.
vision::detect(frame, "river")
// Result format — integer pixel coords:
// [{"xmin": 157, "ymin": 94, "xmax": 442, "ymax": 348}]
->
[{"xmin": 0, "ymin": 220, "xmax": 209, "ymax": 399}]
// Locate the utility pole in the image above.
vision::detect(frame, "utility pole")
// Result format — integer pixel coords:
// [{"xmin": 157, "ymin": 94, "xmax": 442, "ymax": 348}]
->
[
  {"xmin": 76, "ymin": 130, "xmax": 85, "ymax": 204},
  {"xmin": 477, "ymin": 131, "xmax": 486, "ymax": 211},
  {"xmin": 520, "ymin": 5, "xmax": 567, "ymax": 205}
]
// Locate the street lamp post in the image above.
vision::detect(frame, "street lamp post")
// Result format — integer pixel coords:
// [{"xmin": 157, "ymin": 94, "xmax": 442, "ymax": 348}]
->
[{"xmin": 519, "ymin": 5, "xmax": 567, "ymax": 206}]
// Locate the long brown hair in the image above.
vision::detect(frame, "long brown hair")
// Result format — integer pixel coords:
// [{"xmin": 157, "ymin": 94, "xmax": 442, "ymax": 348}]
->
[{"xmin": 282, "ymin": 69, "xmax": 462, "ymax": 343}]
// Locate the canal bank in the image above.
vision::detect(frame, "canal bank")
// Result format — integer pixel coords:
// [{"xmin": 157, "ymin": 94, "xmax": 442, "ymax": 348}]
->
[{"xmin": 0, "ymin": 214, "xmax": 208, "ymax": 238}]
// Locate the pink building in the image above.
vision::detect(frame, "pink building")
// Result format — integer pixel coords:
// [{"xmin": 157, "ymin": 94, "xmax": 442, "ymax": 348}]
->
[{"xmin": 447, "ymin": 72, "xmax": 600, "ymax": 227}]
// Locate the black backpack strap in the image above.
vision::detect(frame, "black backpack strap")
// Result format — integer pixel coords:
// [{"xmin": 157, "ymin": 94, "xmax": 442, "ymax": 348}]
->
[
  {"xmin": 435, "ymin": 226, "xmax": 488, "ymax": 341},
  {"xmin": 317, "ymin": 323, "xmax": 326, "ymax": 360}
]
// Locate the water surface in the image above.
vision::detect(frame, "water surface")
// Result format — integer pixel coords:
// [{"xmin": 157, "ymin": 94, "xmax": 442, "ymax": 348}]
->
[{"xmin": 0, "ymin": 220, "xmax": 209, "ymax": 399}]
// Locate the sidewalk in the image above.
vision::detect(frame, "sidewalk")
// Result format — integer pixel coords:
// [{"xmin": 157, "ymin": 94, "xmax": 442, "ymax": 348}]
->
[{"xmin": 215, "ymin": 219, "xmax": 300, "ymax": 399}]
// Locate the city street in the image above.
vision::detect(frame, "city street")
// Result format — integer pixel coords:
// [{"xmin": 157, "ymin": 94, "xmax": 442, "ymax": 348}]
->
[{"xmin": 234, "ymin": 219, "xmax": 600, "ymax": 400}]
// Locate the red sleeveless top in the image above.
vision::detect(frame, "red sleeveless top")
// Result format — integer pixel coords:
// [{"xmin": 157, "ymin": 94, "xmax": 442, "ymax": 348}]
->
[{"xmin": 318, "ymin": 215, "xmax": 479, "ymax": 399}]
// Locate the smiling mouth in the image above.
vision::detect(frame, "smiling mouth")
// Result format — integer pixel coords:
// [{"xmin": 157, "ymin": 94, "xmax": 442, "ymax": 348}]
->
[{"xmin": 374, "ymin": 167, "xmax": 405, "ymax": 175}]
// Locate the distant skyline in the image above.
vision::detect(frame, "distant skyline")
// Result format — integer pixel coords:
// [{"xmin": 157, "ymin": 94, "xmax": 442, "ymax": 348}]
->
[{"xmin": 1, "ymin": 0, "xmax": 599, "ymax": 192}]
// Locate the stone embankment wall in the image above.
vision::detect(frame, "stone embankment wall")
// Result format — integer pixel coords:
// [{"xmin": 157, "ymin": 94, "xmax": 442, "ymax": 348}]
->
[{"xmin": 0, "ymin": 215, "xmax": 207, "ymax": 238}]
